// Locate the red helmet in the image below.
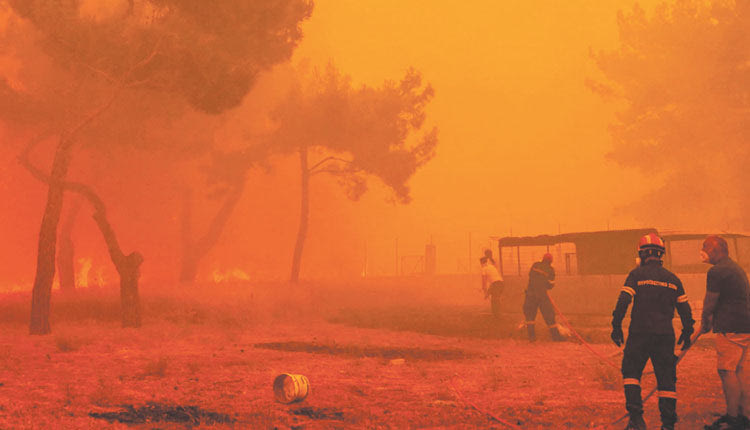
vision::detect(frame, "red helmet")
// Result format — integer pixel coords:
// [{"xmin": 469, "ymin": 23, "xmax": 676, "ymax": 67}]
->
[
  {"xmin": 638, "ymin": 233, "xmax": 665, "ymax": 262},
  {"xmin": 542, "ymin": 253, "xmax": 553, "ymax": 263},
  {"xmin": 638, "ymin": 233, "xmax": 665, "ymax": 252}
]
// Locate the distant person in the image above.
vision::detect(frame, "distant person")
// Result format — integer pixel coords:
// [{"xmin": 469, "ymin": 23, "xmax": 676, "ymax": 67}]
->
[
  {"xmin": 610, "ymin": 233, "xmax": 694, "ymax": 430},
  {"xmin": 484, "ymin": 248, "xmax": 496, "ymax": 265},
  {"xmin": 700, "ymin": 235, "xmax": 750, "ymax": 430},
  {"xmin": 480, "ymin": 255, "xmax": 504, "ymax": 318},
  {"xmin": 523, "ymin": 253, "xmax": 564, "ymax": 342}
]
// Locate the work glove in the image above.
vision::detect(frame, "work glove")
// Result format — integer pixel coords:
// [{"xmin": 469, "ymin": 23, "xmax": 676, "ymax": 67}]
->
[
  {"xmin": 611, "ymin": 325, "xmax": 624, "ymax": 347},
  {"xmin": 677, "ymin": 327, "xmax": 694, "ymax": 351}
]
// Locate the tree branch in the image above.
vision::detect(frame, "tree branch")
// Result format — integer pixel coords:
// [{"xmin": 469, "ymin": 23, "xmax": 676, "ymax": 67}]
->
[
  {"xmin": 19, "ymin": 139, "xmax": 125, "ymax": 265},
  {"xmin": 310, "ymin": 167, "xmax": 361, "ymax": 177},
  {"xmin": 128, "ymin": 39, "xmax": 162, "ymax": 77},
  {"xmin": 308, "ymin": 156, "xmax": 353, "ymax": 173},
  {"xmin": 82, "ymin": 63, "xmax": 118, "ymax": 84}
]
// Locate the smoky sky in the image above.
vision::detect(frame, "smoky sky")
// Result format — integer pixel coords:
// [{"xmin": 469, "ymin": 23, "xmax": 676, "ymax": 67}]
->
[{"xmin": 2, "ymin": 0, "xmax": 744, "ymax": 287}]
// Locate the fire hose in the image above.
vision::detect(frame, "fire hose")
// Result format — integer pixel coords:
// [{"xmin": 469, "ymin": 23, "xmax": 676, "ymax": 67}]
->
[
  {"xmin": 449, "ymin": 379, "xmax": 523, "ymax": 429},
  {"xmin": 547, "ymin": 295, "xmax": 621, "ymax": 371}
]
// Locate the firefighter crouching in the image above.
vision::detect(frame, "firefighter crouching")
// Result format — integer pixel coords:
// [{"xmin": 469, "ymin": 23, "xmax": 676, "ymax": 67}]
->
[
  {"xmin": 611, "ymin": 233, "xmax": 694, "ymax": 430},
  {"xmin": 523, "ymin": 253, "xmax": 565, "ymax": 342}
]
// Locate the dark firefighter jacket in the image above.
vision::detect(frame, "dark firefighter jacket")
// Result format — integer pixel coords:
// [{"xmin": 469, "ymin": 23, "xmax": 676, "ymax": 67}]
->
[
  {"xmin": 612, "ymin": 260, "xmax": 694, "ymax": 334},
  {"xmin": 527, "ymin": 261, "xmax": 555, "ymax": 296}
]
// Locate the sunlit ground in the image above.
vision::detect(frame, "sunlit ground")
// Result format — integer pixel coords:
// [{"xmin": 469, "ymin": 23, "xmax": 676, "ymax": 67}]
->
[{"xmin": 0, "ymin": 279, "xmax": 725, "ymax": 429}]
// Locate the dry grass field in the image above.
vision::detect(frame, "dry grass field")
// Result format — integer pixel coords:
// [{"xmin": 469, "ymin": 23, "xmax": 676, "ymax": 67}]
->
[{"xmin": 0, "ymin": 277, "xmax": 728, "ymax": 429}]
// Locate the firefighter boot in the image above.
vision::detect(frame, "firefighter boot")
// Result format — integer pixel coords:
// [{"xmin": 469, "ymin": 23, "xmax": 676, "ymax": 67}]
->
[
  {"xmin": 625, "ymin": 415, "xmax": 646, "ymax": 430},
  {"xmin": 658, "ymin": 397, "xmax": 676, "ymax": 430},
  {"xmin": 625, "ymin": 385, "xmax": 646, "ymax": 430},
  {"xmin": 704, "ymin": 414, "xmax": 742, "ymax": 430},
  {"xmin": 549, "ymin": 325, "xmax": 565, "ymax": 342},
  {"xmin": 526, "ymin": 324, "xmax": 536, "ymax": 342}
]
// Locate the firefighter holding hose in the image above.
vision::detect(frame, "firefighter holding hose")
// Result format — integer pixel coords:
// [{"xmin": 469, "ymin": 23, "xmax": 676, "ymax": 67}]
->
[
  {"xmin": 523, "ymin": 252, "xmax": 565, "ymax": 342},
  {"xmin": 611, "ymin": 233, "xmax": 694, "ymax": 430}
]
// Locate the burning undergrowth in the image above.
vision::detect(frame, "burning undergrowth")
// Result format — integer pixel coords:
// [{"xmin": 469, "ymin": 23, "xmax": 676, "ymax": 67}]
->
[
  {"xmin": 89, "ymin": 402, "xmax": 235, "ymax": 426},
  {"xmin": 254, "ymin": 341, "xmax": 475, "ymax": 361}
]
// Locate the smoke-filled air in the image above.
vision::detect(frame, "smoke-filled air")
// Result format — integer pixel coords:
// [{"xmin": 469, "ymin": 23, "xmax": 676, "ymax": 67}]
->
[{"xmin": 0, "ymin": 0, "xmax": 748, "ymax": 428}]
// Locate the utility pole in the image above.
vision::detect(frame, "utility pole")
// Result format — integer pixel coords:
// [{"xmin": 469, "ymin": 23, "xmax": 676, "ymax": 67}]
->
[
  {"xmin": 395, "ymin": 237, "xmax": 399, "ymax": 276},
  {"xmin": 362, "ymin": 240, "xmax": 368, "ymax": 278},
  {"xmin": 468, "ymin": 232, "xmax": 472, "ymax": 274}
]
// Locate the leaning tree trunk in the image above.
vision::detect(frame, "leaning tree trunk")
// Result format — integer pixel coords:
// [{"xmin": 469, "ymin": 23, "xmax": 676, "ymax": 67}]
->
[
  {"xmin": 179, "ymin": 183, "xmax": 245, "ymax": 283},
  {"xmin": 29, "ymin": 137, "xmax": 75, "ymax": 335},
  {"xmin": 290, "ymin": 145, "xmax": 310, "ymax": 283},
  {"xmin": 25, "ymin": 90, "xmax": 122, "ymax": 335},
  {"xmin": 21, "ymin": 129, "xmax": 140, "ymax": 329},
  {"xmin": 57, "ymin": 198, "xmax": 83, "ymax": 295},
  {"xmin": 93, "ymin": 210, "xmax": 143, "ymax": 328}
]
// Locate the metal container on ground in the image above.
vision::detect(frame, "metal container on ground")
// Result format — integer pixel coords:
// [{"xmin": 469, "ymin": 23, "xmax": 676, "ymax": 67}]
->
[{"xmin": 273, "ymin": 373, "xmax": 310, "ymax": 403}]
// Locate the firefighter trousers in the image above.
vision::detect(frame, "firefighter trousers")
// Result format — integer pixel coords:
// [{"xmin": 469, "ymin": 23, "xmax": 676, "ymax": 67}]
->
[
  {"xmin": 523, "ymin": 291, "xmax": 562, "ymax": 341},
  {"xmin": 523, "ymin": 291, "xmax": 556, "ymax": 326},
  {"xmin": 622, "ymin": 333, "xmax": 677, "ymax": 427}
]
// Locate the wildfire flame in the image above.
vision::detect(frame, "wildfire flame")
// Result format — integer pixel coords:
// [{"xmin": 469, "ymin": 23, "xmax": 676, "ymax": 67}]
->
[
  {"xmin": 75, "ymin": 258, "xmax": 106, "ymax": 288},
  {"xmin": 211, "ymin": 268, "xmax": 250, "ymax": 283},
  {"xmin": 77, "ymin": 258, "xmax": 92, "ymax": 288}
]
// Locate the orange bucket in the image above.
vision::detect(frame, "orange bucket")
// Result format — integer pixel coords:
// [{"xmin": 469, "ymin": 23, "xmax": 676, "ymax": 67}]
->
[{"xmin": 273, "ymin": 373, "xmax": 310, "ymax": 403}]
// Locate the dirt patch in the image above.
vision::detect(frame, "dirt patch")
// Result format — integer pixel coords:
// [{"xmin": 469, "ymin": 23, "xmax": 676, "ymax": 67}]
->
[
  {"xmin": 89, "ymin": 402, "xmax": 234, "ymax": 426},
  {"xmin": 291, "ymin": 406, "xmax": 345, "ymax": 420},
  {"xmin": 327, "ymin": 306, "xmax": 514, "ymax": 339},
  {"xmin": 328, "ymin": 306, "xmax": 616, "ymax": 343},
  {"xmin": 254, "ymin": 341, "xmax": 475, "ymax": 360}
]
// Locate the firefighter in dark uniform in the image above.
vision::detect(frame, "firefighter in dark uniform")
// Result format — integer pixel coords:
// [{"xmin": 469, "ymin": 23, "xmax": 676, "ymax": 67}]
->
[
  {"xmin": 523, "ymin": 253, "xmax": 565, "ymax": 342},
  {"xmin": 611, "ymin": 233, "xmax": 695, "ymax": 430}
]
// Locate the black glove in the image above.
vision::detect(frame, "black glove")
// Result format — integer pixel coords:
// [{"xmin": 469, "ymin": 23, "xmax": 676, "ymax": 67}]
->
[
  {"xmin": 677, "ymin": 327, "xmax": 694, "ymax": 351},
  {"xmin": 611, "ymin": 326, "xmax": 624, "ymax": 347}
]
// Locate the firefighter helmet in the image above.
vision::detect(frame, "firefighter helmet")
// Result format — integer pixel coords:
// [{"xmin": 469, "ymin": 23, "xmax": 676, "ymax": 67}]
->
[
  {"xmin": 638, "ymin": 233, "xmax": 665, "ymax": 261},
  {"xmin": 542, "ymin": 253, "xmax": 553, "ymax": 263}
]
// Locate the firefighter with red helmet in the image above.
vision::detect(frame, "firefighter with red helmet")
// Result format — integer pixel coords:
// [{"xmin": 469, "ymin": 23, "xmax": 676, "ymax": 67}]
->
[
  {"xmin": 523, "ymin": 252, "xmax": 565, "ymax": 342},
  {"xmin": 611, "ymin": 233, "xmax": 694, "ymax": 430}
]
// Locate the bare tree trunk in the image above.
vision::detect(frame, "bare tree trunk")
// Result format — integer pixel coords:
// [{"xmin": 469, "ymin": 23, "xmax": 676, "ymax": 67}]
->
[
  {"xmin": 21, "ymin": 131, "xmax": 140, "ymax": 329},
  {"xmin": 92, "ymin": 210, "xmax": 142, "ymax": 328},
  {"xmin": 57, "ymin": 198, "xmax": 83, "ymax": 295},
  {"xmin": 29, "ymin": 137, "xmax": 75, "ymax": 335},
  {"xmin": 26, "ymin": 88, "xmax": 122, "ymax": 335},
  {"xmin": 179, "ymin": 188, "xmax": 196, "ymax": 282},
  {"xmin": 179, "ymin": 183, "xmax": 245, "ymax": 283},
  {"xmin": 290, "ymin": 145, "xmax": 309, "ymax": 283},
  {"xmin": 119, "ymin": 254, "xmax": 142, "ymax": 327}
]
